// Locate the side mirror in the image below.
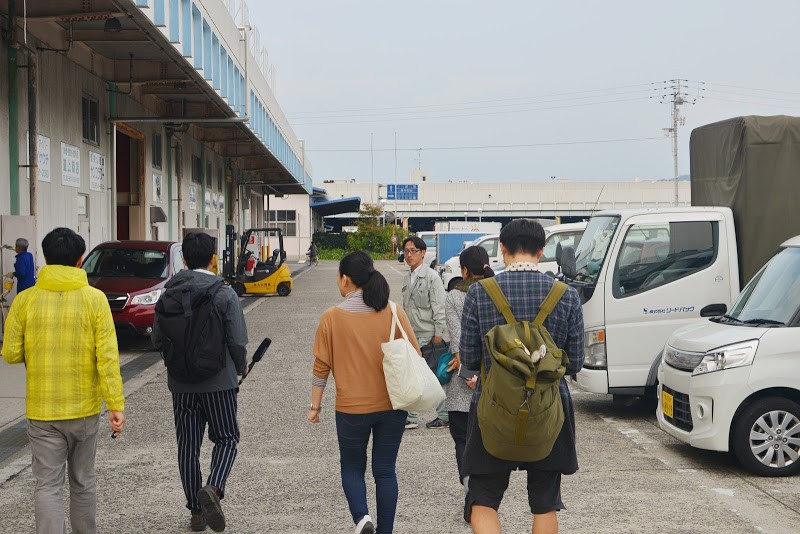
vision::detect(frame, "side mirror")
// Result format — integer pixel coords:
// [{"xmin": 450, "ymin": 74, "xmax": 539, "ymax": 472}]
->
[
  {"xmin": 555, "ymin": 242, "xmax": 563, "ymax": 267},
  {"xmin": 561, "ymin": 246, "xmax": 577, "ymax": 279}
]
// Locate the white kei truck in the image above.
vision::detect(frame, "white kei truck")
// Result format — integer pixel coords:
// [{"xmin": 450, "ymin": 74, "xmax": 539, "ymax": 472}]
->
[{"xmin": 565, "ymin": 116, "xmax": 800, "ymax": 404}]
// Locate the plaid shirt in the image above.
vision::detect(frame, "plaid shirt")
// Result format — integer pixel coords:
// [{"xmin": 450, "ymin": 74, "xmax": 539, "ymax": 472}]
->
[
  {"xmin": 2, "ymin": 265, "xmax": 125, "ymax": 420},
  {"xmin": 460, "ymin": 270, "xmax": 584, "ymax": 399}
]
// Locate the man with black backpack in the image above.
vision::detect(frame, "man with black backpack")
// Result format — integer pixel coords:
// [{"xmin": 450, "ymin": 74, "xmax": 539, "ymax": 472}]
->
[
  {"xmin": 152, "ymin": 232, "xmax": 248, "ymax": 532},
  {"xmin": 460, "ymin": 219, "xmax": 584, "ymax": 534}
]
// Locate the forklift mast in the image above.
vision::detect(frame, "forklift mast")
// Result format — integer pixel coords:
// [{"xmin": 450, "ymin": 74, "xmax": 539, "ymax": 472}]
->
[{"xmin": 223, "ymin": 224, "xmax": 236, "ymax": 279}]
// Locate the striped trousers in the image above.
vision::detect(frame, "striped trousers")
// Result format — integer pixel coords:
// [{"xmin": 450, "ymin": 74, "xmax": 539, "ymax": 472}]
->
[{"xmin": 172, "ymin": 389, "xmax": 240, "ymax": 511}]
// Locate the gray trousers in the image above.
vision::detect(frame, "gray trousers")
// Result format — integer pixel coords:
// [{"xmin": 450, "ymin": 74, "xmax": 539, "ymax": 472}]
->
[
  {"xmin": 27, "ymin": 414, "xmax": 100, "ymax": 534},
  {"xmin": 406, "ymin": 336, "xmax": 448, "ymax": 424}
]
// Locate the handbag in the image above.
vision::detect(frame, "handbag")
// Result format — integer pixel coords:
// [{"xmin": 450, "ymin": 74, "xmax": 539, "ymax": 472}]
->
[
  {"xmin": 381, "ymin": 302, "xmax": 446, "ymax": 412},
  {"xmin": 421, "ymin": 341, "xmax": 450, "ymax": 372},
  {"xmin": 435, "ymin": 351, "xmax": 455, "ymax": 384}
]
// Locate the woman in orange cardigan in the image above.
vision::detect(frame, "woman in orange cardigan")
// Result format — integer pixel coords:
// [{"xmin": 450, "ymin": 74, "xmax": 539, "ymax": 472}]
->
[{"xmin": 308, "ymin": 251, "xmax": 420, "ymax": 534}]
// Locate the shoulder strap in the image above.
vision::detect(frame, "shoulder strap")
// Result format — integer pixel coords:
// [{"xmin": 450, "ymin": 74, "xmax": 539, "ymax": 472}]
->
[
  {"xmin": 388, "ymin": 301, "xmax": 410, "ymax": 342},
  {"xmin": 479, "ymin": 278, "xmax": 516, "ymax": 324},
  {"xmin": 533, "ymin": 281, "xmax": 568, "ymax": 326}
]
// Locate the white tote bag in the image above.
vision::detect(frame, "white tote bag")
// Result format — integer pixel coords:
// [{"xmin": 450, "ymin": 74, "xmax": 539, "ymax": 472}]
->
[{"xmin": 381, "ymin": 302, "xmax": 446, "ymax": 412}]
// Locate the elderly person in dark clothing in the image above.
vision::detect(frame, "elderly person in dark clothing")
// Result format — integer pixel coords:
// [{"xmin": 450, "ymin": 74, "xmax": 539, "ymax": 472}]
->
[{"xmin": 7, "ymin": 238, "xmax": 36, "ymax": 292}]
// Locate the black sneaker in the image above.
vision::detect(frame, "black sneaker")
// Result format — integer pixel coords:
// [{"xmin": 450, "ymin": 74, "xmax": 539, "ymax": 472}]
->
[
  {"xmin": 404, "ymin": 419, "xmax": 418, "ymax": 429},
  {"xmin": 425, "ymin": 417, "xmax": 449, "ymax": 429},
  {"xmin": 190, "ymin": 510, "xmax": 207, "ymax": 531},
  {"xmin": 354, "ymin": 514, "xmax": 375, "ymax": 534},
  {"xmin": 198, "ymin": 485, "xmax": 225, "ymax": 532}
]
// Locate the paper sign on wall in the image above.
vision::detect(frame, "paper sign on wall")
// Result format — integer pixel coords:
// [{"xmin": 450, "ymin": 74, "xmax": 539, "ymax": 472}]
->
[
  {"xmin": 153, "ymin": 174, "xmax": 163, "ymax": 203},
  {"xmin": 38, "ymin": 135, "xmax": 51, "ymax": 182},
  {"xmin": 61, "ymin": 142, "xmax": 81, "ymax": 188},
  {"xmin": 189, "ymin": 185, "xmax": 197, "ymax": 210},
  {"xmin": 89, "ymin": 151, "xmax": 105, "ymax": 192}
]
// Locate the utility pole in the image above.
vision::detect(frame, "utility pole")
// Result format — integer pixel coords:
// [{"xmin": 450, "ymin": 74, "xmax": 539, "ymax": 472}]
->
[
  {"xmin": 662, "ymin": 79, "xmax": 694, "ymax": 206},
  {"xmin": 370, "ymin": 132, "xmax": 374, "ymax": 204},
  {"xmin": 394, "ymin": 131, "xmax": 398, "ymax": 230}
]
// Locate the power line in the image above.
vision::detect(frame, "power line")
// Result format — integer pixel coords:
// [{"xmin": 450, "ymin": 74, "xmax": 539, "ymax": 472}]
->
[
  {"xmin": 702, "ymin": 96, "xmax": 800, "ymax": 110},
  {"xmin": 305, "ymin": 136, "xmax": 666, "ymax": 153},
  {"xmin": 693, "ymin": 81, "xmax": 800, "ymax": 96},
  {"xmin": 288, "ymin": 88, "xmax": 660, "ymax": 121},
  {"xmin": 291, "ymin": 96, "xmax": 657, "ymax": 126},
  {"xmin": 286, "ymin": 82, "xmax": 660, "ymax": 116}
]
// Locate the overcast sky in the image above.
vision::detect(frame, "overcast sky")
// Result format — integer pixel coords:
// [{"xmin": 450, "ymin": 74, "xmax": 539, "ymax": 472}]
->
[{"xmin": 247, "ymin": 1, "xmax": 800, "ymax": 184}]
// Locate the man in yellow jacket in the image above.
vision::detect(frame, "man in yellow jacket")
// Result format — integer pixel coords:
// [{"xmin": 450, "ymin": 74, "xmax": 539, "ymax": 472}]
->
[{"xmin": 2, "ymin": 227, "xmax": 125, "ymax": 534}]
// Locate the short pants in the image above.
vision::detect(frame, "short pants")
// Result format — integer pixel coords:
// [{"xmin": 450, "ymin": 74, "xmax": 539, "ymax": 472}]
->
[{"xmin": 467, "ymin": 469, "xmax": 565, "ymax": 515}]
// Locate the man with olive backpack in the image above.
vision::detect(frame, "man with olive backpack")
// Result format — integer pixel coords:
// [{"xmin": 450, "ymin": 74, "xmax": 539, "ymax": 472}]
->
[{"xmin": 460, "ymin": 219, "xmax": 584, "ymax": 534}]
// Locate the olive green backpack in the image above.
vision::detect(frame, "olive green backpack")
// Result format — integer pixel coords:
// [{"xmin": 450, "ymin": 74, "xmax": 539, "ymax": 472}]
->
[{"xmin": 477, "ymin": 278, "xmax": 569, "ymax": 462}]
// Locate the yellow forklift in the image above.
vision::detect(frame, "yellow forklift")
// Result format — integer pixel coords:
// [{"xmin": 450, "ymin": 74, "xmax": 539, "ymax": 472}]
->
[{"xmin": 224, "ymin": 227, "xmax": 293, "ymax": 297}]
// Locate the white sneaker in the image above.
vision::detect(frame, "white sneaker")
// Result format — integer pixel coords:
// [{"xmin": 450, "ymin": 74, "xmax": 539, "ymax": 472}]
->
[
  {"xmin": 355, "ymin": 514, "xmax": 375, "ymax": 534},
  {"xmin": 404, "ymin": 420, "xmax": 418, "ymax": 429}
]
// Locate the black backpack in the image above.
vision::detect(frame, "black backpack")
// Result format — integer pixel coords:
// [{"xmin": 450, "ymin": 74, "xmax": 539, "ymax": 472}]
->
[{"xmin": 155, "ymin": 280, "xmax": 227, "ymax": 383}]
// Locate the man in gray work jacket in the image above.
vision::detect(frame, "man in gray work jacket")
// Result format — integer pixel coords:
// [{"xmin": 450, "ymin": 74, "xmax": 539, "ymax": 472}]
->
[
  {"xmin": 152, "ymin": 232, "xmax": 249, "ymax": 533},
  {"xmin": 401, "ymin": 235, "xmax": 447, "ymax": 429}
]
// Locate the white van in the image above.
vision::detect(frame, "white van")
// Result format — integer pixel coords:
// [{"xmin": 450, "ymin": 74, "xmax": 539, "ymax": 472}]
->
[
  {"xmin": 657, "ymin": 235, "xmax": 800, "ymax": 476},
  {"xmin": 438, "ymin": 222, "xmax": 587, "ymax": 291}
]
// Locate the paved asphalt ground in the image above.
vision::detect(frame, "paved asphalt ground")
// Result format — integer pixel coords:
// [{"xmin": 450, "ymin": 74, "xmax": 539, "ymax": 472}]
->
[{"xmin": 1, "ymin": 260, "xmax": 799, "ymax": 533}]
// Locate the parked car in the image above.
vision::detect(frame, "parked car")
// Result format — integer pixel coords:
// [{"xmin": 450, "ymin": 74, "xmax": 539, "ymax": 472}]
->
[
  {"xmin": 537, "ymin": 222, "xmax": 587, "ymax": 275},
  {"xmin": 82, "ymin": 240, "xmax": 187, "ymax": 336},
  {"xmin": 438, "ymin": 222, "xmax": 587, "ymax": 291},
  {"xmin": 657, "ymin": 235, "xmax": 800, "ymax": 476}
]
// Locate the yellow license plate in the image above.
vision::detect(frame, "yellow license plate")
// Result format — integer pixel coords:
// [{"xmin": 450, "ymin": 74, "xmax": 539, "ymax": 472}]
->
[{"xmin": 662, "ymin": 390, "xmax": 674, "ymax": 419}]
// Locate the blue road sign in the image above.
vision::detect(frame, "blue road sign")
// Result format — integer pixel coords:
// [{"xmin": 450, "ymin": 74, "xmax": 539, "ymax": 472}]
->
[{"xmin": 387, "ymin": 184, "xmax": 418, "ymax": 201}]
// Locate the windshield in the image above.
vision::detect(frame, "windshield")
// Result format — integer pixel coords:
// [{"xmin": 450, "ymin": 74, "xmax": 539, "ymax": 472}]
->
[
  {"xmin": 83, "ymin": 248, "xmax": 169, "ymax": 278},
  {"xmin": 727, "ymin": 247, "xmax": 800, "ymax": 325},
  {"xmin": 574, "ymin": 216, "xmax": 619, "ymax": 284},
  {"xmin": 422, "ymin": 235, "xmax": 437, "ymax": 248}
]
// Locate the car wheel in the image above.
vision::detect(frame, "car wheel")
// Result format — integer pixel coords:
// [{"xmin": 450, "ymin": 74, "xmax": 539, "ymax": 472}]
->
[
  {"xmin": 232, "ymin": 282, "xmax": 245, "ymax": 297},
  {"xmin": 447, "ymin": 277, "xmax": 463, "ymax": 292},
  {"xmin": 732, "ymin": 397, "xmax": 800, "ymax": 477},
  {"xmin": 277, "ymin": 282, "xmax": 291, "ymax": 297}
]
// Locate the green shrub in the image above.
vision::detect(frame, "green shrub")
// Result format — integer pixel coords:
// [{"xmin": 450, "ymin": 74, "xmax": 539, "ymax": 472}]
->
[{"xmin": 317, "ymin": 248, "xmax": 348, "ymax": 261}]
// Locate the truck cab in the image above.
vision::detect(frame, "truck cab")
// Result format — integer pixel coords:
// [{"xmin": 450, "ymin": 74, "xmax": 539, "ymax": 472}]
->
[{"xmin": 566, "ymin": 207, "xmax": 740, "ymax": 399}]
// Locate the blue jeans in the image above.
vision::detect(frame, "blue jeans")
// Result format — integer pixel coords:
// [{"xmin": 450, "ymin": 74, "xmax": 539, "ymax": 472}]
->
[{"xmin": 335, "ymin": 410, "xmax": 406, "ymax": 534}]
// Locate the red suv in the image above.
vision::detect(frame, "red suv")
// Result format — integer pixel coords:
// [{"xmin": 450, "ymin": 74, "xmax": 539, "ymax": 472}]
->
[{"xmin": 82, "ymin": 241, "xmax": 186, "ymax": 336}]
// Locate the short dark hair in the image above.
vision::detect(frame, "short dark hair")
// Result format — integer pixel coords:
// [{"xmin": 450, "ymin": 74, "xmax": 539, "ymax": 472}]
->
[
  {"xmin": 499, "ymin": 219, "xmax": 546, "ymax": 256},
  {"xmin": 402, "ymin": 236, "xmax": 426, "ymax": 251},
  {"xmin": 182, "ymin": 232, "xmax": 216, "ymax": 270},
  {"xmin": 42, "ymin": 227, "xmax": 85, "ymax": 266},
  {"xmin": 339, "ymin": 251, "xmax": 390, "ymax": 311}
]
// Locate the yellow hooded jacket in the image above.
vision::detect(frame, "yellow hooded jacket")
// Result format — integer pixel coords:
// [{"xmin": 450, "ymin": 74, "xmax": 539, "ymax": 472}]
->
[{"xmin": 2, "ymin": 264, "xmax": 125, "ymax": 420}]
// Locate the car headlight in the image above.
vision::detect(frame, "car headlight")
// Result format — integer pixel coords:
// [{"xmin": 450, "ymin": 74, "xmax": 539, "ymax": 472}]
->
[
  {"xmin": 584, "ymin": 328, "xmax": 606, "ymax": 368},
  {"xmin": 692, "ymin": 340, "xmax": 759, "ymax": 376},
  {"xmin": 131, "ymin": 289, "xmax": 162, "ymax": 306},
  {"xmin": 663, "ymin": 345, "xmax": 704, "ymax": 371},
  {"xmin": 444, "ymin": 265, "xmax": 452, "ymax": 274}
]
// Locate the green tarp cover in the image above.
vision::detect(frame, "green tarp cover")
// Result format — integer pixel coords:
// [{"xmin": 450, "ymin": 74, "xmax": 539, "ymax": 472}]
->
[{"xmin": 690, "ymin": 115, "xmax": 800, "ymax": 286}]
